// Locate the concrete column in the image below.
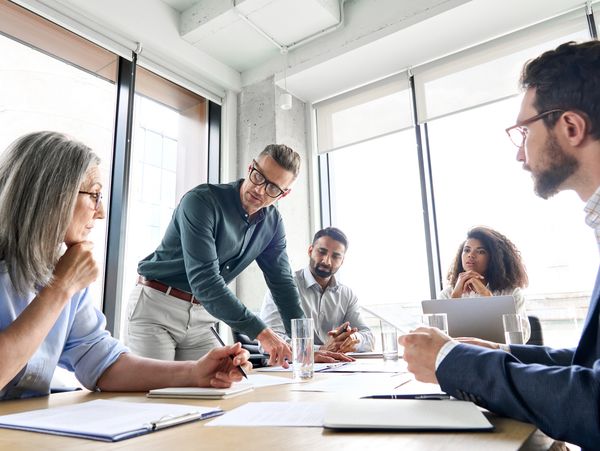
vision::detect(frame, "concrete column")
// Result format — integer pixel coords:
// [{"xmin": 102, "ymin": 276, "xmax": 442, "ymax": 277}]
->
[{"xmin": 236, "ymin": 76, "xmax": 311, "ymax": 313}]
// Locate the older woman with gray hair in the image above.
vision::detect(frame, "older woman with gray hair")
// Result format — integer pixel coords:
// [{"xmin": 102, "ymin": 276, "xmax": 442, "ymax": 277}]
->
[{"xmin": 0, "ymin": 131, "xmax": 250, "ymax": 400}]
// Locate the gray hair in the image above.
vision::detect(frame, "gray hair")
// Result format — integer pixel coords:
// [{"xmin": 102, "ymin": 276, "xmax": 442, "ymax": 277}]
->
[
  {"xmin": 258, "ymin": 144, "xmax": 301, "ymax": 178},
  {"xmin": 0, "ymin": 131, "xmax": 100, "ymax": 294}
]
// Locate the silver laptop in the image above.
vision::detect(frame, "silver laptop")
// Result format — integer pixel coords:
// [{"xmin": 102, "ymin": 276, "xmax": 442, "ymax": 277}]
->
[
  {"xmin": 323, "ymin": 399, "xmax": 493, "ymax": 431},
  {"xmin": 421, "ymin": 296, "xmax": 517, "ymax": 343}
]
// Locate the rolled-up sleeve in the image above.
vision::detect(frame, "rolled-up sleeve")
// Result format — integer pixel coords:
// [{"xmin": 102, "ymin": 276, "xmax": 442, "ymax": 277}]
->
[{"xmin": 58, "ymin": 288, "xmax": 128, "ymax": 391}]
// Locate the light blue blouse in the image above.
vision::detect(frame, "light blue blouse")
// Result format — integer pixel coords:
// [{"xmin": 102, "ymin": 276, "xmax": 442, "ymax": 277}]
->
[{"xmin": 0, "ymin": 267, "xmax": 128, "ymax": 400}]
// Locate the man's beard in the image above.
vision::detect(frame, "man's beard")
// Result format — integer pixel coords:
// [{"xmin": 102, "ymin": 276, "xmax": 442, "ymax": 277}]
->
[
  {"xmin": 310, "ymin": 258, "xmax": 334, "ymax": 278},
  {"xmin": 313, "ymin": 265, "xmax": 332, "ymax": 278},
  {"xmin": 531, "ymin": 134, "xmax": 579, "ymax": 199}
]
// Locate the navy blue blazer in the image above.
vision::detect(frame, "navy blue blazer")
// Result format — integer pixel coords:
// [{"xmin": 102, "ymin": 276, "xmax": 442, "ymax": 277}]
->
[{"xmin": 437, "ymin": 267, "xmax": 600, "ymax": 450}]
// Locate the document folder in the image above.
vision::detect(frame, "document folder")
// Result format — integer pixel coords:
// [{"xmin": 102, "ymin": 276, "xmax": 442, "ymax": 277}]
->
[
  {"xmin": 323, "ymin": 399, "xmax": 493, "ymax": 431},
  {"xmin": 0, "ymin": 399, "xmax": 223, "ymax": 442}
]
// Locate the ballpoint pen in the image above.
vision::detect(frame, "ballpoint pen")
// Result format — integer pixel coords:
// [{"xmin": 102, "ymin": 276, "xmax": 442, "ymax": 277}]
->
[
  {"xmin": 360, "ymin": 394, "xmax": 451, "ymax": 400},
  {"xmin": 210, "ymin": 326, "xmax": 248, "ymax": 379},
  {"xmin": 334, "ymin": 322, "xmax": 349, "ymax": 337}
]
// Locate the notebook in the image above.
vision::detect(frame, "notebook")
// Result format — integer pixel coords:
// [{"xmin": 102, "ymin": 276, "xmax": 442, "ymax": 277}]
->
[
  {"xmin": 0, "ymin": 399, "xmax": 222, "ymax": 442},
  {"xmin": 421, "ymin": 295, "xmax": 516, "ymax": 343},
  {"xmin": 147, "ymin": 383, "xmax": 254, "ymax": 400},
  {"xmin": 323, "ymin": 399, "xmax": 493, "ymax": 431}
]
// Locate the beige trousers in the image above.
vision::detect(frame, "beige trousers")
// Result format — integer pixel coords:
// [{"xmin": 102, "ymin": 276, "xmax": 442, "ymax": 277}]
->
[{"xmin": 126, "ymin": 285, "xmax": 220, "ymax": 361}]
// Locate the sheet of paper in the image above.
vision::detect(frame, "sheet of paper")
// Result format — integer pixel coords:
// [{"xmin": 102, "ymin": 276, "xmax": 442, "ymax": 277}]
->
[
  {"xmin": 207, "ymin": 402, "xmax": 325, "ymax": 427},
  {"xmin": 346, "ymin": 351, "xmax": 384, "ymax": 359},
  {"xmin": 395, "ymin": 379, "xmax": 446, "ymax": 396},
  {"xmin": 291, "ymin": 373, "xmax": 412, "ymax": 395},
  {"xmin": 246, "ymin": 374, "xmax": 294, "ymax": 387},
  {"xmin": 321, "ymin": 360, "xmax": 408, "ymax": 373},
  {"xmin": 254, "ymin": 362, "xmax": 347, "ymax": 373}
]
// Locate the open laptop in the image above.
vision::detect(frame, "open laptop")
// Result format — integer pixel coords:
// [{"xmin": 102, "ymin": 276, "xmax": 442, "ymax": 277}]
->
[{"xmin": 421, "ymin": 295, "xmax": 517, "ymax": 343}]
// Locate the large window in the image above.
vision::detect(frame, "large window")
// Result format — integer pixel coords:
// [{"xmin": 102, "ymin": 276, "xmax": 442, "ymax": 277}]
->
[
  {"xmin": 119, "ymin": 67, "xmax": 209, "ymax": 338},
  {"xmin": 428, "ymin": 97, "xmax": 598, "ymax": 347},
  {"xmin": 317, "ymin": 7, "xmax": 595, "ymax": 347},
  {"xmin": 0, "ymin": 0, "xmax": 118, "ymax": 309},
  {"xmin": 328, "ymin": 130, "xmax": 431, "ymax": 305}
]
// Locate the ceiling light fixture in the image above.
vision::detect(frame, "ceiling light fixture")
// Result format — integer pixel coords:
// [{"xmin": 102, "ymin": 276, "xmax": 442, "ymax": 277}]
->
[{"xmin": 279, "ymin": 47, "xmax": 292, "ymax": 110}]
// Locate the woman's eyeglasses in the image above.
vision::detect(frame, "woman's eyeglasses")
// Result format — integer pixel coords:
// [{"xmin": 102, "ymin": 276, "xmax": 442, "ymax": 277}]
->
[{"xmin": 78, "ymin": 191, "xmax": 103, "ymax": 210}]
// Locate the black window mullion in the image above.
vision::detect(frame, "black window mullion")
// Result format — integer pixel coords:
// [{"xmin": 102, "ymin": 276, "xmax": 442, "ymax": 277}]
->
[
  {"xmin": 103, "ymin": 54, "xmax": 136, "ymax": 337},
  {"xmin": 587, "ymin": 3, "xmax": 598, "ymax": 39},
  {"xmin": 318, "ymin": 153, "xmax": 332, "ymax": 228},
  {"xmin": 409, "ymin": 74, "xmax": 440, "ymax": 299},
  {"xmin": 208, "ymin": 101, "xmax": 222, "ymax": 184},
  {"xmin": 422, "ymin": 122, "xmax": 443, "ymax": 293}
]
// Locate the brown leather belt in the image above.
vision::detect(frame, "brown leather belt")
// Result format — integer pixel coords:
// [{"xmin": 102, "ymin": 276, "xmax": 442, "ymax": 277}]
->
[{"xmin": 137, "ymin": 276, "xmax": 200, "ymax": 304}]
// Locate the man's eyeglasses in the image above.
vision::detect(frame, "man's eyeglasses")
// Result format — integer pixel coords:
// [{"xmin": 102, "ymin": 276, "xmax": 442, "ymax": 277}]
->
[
  {"xmin": 78, "ymin": 191, "xmax": 103, "ymax": 210},
  {"xmin": 505, "ymin": 109, "xmax": 564, "ymax": 148},
  {"xmin": 248, "ymin": 160, "xmax": 288, "ymax": 198}
]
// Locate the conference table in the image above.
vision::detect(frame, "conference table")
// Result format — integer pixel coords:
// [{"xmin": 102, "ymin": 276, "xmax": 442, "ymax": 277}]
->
[{"xmin": 0, "ymin": 367, "xmax": 555, "ymax": 451}]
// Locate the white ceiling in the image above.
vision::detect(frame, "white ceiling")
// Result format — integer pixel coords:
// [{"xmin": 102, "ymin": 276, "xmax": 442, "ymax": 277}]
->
[
  {"xmin": 160, "ymin": 0, "xmax": 199, "ymax": 12},
  {"xmin": 15, "ymin": 0, "xmax": 597, "ymax": 104},
  {"xmin": 157, "ymin": 0, "xmax": 597, "ymax": 103},
  {"xmin": 176, "ymin": 0, "xmax": 343, "ymax": 72}
]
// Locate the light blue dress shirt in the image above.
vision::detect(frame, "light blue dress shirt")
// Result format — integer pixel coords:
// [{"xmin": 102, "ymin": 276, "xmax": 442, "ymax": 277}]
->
[{"xmin": 0, "ymin": 267, "xmax": 128, "ymax": 400}]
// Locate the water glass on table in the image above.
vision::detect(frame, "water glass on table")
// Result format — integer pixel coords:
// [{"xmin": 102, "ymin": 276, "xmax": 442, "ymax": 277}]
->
[
  {"xmin": 502, "ymin": 313, "xmax": 526, "ymax": 344},
  {"xmin": 422, "ymin": 313, "xmax": 449, "ymax": 335},
  {"xmin": 291, "ymin": 318, "xmax": 314, "ymax": 380},
  {"xmin": 380, "ymin": 320, "xmax": 399, "ymax": 361}
]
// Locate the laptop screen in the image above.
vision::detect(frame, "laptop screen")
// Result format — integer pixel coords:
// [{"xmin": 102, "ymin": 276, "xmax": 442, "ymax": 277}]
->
[{"xmin": 421, "ymin": 296, "xmax": 516, "ymax": 343}]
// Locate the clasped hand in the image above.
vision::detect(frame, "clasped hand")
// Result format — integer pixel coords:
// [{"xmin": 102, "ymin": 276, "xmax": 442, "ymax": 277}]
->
[{"xmin": 322, "ymin": 321, "xmax": 359, "ymax": 353}]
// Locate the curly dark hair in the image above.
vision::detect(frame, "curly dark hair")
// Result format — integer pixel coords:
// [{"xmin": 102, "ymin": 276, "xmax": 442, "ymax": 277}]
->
[
  {"xmin": 520, "ymin": 40, "xmax": 600, "ymax": 139},
  {"xmin": 447, "ymin": 226, "xmax": 528, "ymax": 292}
]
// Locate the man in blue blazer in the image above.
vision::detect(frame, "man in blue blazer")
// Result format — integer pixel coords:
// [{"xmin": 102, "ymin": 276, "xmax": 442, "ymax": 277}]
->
[{"xmin": 401, "ymin": 40, "xmax": 600, "ymax": 450}]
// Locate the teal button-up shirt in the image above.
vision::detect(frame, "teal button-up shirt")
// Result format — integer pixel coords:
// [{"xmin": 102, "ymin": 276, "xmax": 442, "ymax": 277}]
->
[{"xmin": 138, "ymin": 179, "xmax": 304, "ymax": 339}]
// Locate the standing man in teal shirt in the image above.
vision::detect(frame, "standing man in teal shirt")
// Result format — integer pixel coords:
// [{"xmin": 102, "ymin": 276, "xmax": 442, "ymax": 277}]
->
[{"xmin": 127, "ymin": 144, "xmax": 304, "ymax": 367}]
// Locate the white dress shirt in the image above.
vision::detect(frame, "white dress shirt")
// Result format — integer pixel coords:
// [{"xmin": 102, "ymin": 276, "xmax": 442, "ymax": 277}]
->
[{"xmin": 259, "ymin": 267, "xmax": 374, "ymax": 352}]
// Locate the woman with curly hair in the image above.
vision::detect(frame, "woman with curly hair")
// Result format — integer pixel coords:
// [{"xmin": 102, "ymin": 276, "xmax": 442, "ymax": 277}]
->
[{"xmin": 440, "ymin": 226, "xmax": 530, "ymax": 341}]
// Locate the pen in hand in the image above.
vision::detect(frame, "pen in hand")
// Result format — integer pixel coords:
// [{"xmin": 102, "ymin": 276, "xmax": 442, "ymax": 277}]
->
[
  {"xmin": 209, "ymin": 326, "xmax": 248, "ymax": 379},
  {"xmin": 334, "ymin": 322, "xmax": 349, "ymax": 337}
]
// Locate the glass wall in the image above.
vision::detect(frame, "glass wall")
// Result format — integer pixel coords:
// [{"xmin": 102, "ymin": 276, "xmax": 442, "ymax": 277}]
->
[
  {"xmin": 328, "ymin": 130, "xmax": 430, "ymax": 305},
  {"xmin": 0, "ymin": 1, "xmax": 212, "ymax": 343},
  {"xmin": 317, "ymin": 7, "xmax": 595, "ymax": 347},
  {"xmin": 0, "ymin": 0, "xmax": 118, "ymax": 309},
  {"xmin": 120, "ymin": 67, "xmax": 209, "ymax": 338},
  {"xmin": 428, "ymin": 97, "xmax": 598, "ymax": 347}
]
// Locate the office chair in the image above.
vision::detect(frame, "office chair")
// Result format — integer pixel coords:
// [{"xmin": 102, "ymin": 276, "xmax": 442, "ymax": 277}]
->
[
  {"xmin": 232, "ymin": 330, "xmax": 269, "ymax": 368},
  {"xmin": 526, "ymin": 315, "xmax": 544, "ymax": 346}
]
